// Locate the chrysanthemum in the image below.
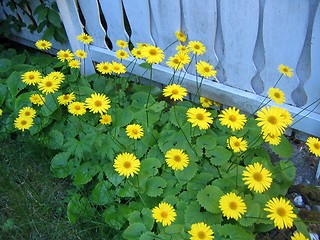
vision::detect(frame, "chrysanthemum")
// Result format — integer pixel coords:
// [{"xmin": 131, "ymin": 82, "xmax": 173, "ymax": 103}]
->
[
  {"xmin": 219, "ymin": 192, "xmax": 247, "ymax": 220},
  {"xmin": 113, "ymin": 152, "xmax": 140, "ymax": 178},
  {"xmin": 263, "ymin": 132, "xmax": 282, "ymax": 145},
  {"xmin": 57, "ymin": 92, "xmax": 76, "ymax": 106},
  {"xmin": 175, "ymin": 31, "xmax": 187, "ymax": 42},
  {"xmin": 276, "ymin": 107, "xmax": 293, "ymax": 126},
  {"xmin": 96, "ymin": 62, "xmax": 112, "ymax": 75},
  {"xmin": 152, "ymin": 202, "xmax": 176, "ymax": 226},
  {"xmin": 242, "ymin": 162, "xmax": 272, "ymax": 193},
  {"xmin": 141, "ymin": 45, "xmax": 164, "ymax": 64},
  {"xmin": 306, "ymin": 137, "xmax": 320, "ymax": 157},
  {"xmin": 77, "ymin": 33, "xmax": 94, "ymax": 44},
  {"xmin": 176, "ymin": 45, "xmax": 190, "ymax": 53},
  {"xmin": 35, "ymin": 40, "xmax": 52, "ymax": 50},
  {"xmin": 18, "ymin": 107, "xmax": 36, "ymax": 119},
  {"xmin": 163, "ymin": 84, "xmax": 188, "ymax": 101},
  {"xmin": 131, "ymin": 48, "xmax": 144, "ymax": 59},
  {"xmin": 14, "ymin": 116, "xmax": 34, "ymax": 131},
  {"xmin": 188, "ymin": 222, "xmax": 214, "ymax": 240},
  {"xmin": 175, "ymin": 51, "xmax": 191, "ymax": 65},
  {"xmin": 136, "ymin": 43, "xmax": 151, "ymax": 49},
  {"xmin": 218, "ymin": 107, "xmax": 247, "ymax": 131},
  {"xmin": 47, "ymin": 71, "xmax": 65, "ymax": 83},
  {"xmin": 68, "ymin": 102, "xmax": 86, "ymax": 116},
  {"xmin": 268, "ymin": 88, "xmax": 286, "ymax": 104},
  {"xmin": 30, "ymin": 93, "xmax": 45, "ymax": 106},
  {"xmin": 196, "ymin": 60, "xmax": 217, "ymax": 78},
  {"xmin": 188, "ymin": 41, "xmax": 206, "ymax": 55},
  {"xmin": 291, "ymin": 232, "xmax": 310, "ymax": 240},
  {"xmin": 278, "ymin": 64, "xmax": 293, "ymax": 78},
  {"xmin": 264, "ymin": 197, "xmax": 297, "ymax": 229},
  {"xmin": 116, "ymin": 40, "xmax": 128, "ymax": 48},
  {"xmin": 38, "ymin": 75, "xmax": 61, "ymax": 94},
  {"xmin": 74, "ymin": 49, "xmax": 87, "ymax": 59},
  {"xmin": 199, "ymin": 97, "xmax": 213, "ymax": 108},
  {"xmin": 57, "ymin": 49, "xmax": 74, "ymax": 62},
  {"xmin": 187, "ymin": 107, "xmax": 213, "ymax": 130},
  {"xmin": 100, "ymin": 114, "xmax": 112, "ymax": 125},
  {"xmin": 68, "ymin": 59, "xmax": 81, "ymax": 68},
  {"xmin": 126, "ymin": 124, "xmax": 144, "ymax": 140},
  {"xmin": 213, "ymin": 101, "xmax": 221, "ymax": 107},
  {"xmin": 111, "ymin": 61, "xmax": 126, "ymax": 74},
  {"xmin": 227, "ymin": 136, "xmax": 248, "ymax": 153},
  {"xmin": 256, "ymin": 106, "xmax": 287, "ymax": 136},
  {"xmin": 166, "ymin": 56, "xmax": 184, "ymax": 70},
  {"xmin": 115, "ymin": 49, "xmax": 129, "ymax": 60},
  {"xmin": 21, "ymin": 70, "xmax": 42, "ymax": 86},
  {"xmin": 165, "ymin": 148, "xmax": 189, "ymax": 171},
  {"xmin": 85, "ymin": 93, "xmax": 111, "ymax": 115}
]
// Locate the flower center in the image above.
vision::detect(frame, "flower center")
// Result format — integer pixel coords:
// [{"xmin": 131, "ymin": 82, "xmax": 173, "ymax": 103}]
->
[
  {"xmin": 174, "ymin": 155, "xmax": 181, "ymax": 162},
  {"xmin": 172, "ymin": 89, "xmax": 179, "ymax": 95},
  {"xmin": 204, "ymin": 67, "xmax": 210, "ymax": 72},
  {"xmin": 46, "ymin": 81, "xmax": 53, "ymax": 87},
  {"xmin": 63, "ymin": 53, "xmax": 69, "ymax": 58},
  {"xmin": 95, "ymin": 100, "xmax": 102, "ymax": 107},
  {"xmin": 194, "ymin": 44, "xmax": 200, "ymax": 49},
  {"xmin": 123, "ymin": 161, "xmax": 131, "ymax": 169},
  {"xmin": 41, "ymin": 43, "xmax": 46, "ymax": 46},
  {"xmin": 253, "ymin": 172, "xmax": 263, "ymax": 182},
  {"xmin": 114, "ymin": 66, "xmax": 120, "ymax": 70},
  {"xmin": 25, "ymin": 111, "xmax": 30, "ymax": 116},
  {"xmin": 196, "ymin": 113, "xmax": 204, "ymax": 120},
  {"xmin": 21, "ymin": 120, "xmax": 27, "ymax": 125},
  {"xmin": 29, "ymin": 75, "xmax": 35, "ymax": 80},
  {"xmin": 83, "ymin": 36, "xmax": 88, "ymax": 40},
  {"xmin": 268, "ymin": 116, "xmax": 277, "ymax": 124},
  {"xmin": 277, "ymin": 207, "xmax": 286, "ymax": 217},
  {"xmin": 75, "ymin": 105, "xmax": 81, "ymax": 110},
  {"xmin": 132, "ymin": 129, "xmax": 138, "ymax": 134},
  {"xmin": 229, "ymin": 201, "xmax": 238, "ymax": 210},
  {"xmin": 173, "ymin": 58, "xmax": 180, "ymax": 64},
  {"xmin": 234, "ymin": 141, "xmax": 240, "ymax": 147},
  {"xmin": 229, "ymin": 115, "xmax": 237, "ymax": 122},
  {"xmin": 283, "ymin": 67, "xmax": 288, "ymax": 73},
  {"xmin": 314, "ymin": 143, "xmax": 320, "ymax": 149},
  {"xmin": 274, "ymin": 92, "xmax": 281, "ymax": 98},
  {"xmin": 161, "ymin": 211, "xmax": 168, "ymax": 218},
  {"xmin": 103, "ymin": 65, "xmax": 109, "ymax": 70},
  {"xmin": 197, "ymin": 231, "xmax": 206, "ymax": 239},
  {"xmin": 149, "ymin": 49, "xmax": 157, "ymax": 55},
  {"xmin": 63, "ymin": 95, "xmax": 69, "ymax": 100}
]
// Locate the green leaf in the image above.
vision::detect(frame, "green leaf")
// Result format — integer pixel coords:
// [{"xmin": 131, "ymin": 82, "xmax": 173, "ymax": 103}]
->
[
  {"xmin": 43, "ymin": 25, "xmax": 55, "ymax": 40},
  {"xmin": 210, "ymin": 146, "xmax": 232, "ymax": 166},
  {"xmin": 50, "ymin": 152, "xmax": 70, "ymax": 178},
  {"xmin": 11, "ymin": 54, "xmax": 26, "ymax": 65},
  {"xmin": 118, "ymin": 183, "xmax": 136, "ymax": 197},
  {"xmin": 175, "ymin": 161, "xmax": 198, "ymax": 184},
  {"xmin": 37, "ymin": 7, "xmax": 48, "ymax": 22},
  {"xmin": 0, "ymin": 84, "xmax": 7, "ymax": 105},
  {"xmin": 102, "ymin": 206, "xmax": 126, "ymax": 230},
  {"xmin": 148, "ymin": 101, "xmax": 166, "ymax": 112},
  {"xmin": 239, "ymin": 196, "xmax": 260, "ymax": 226},
  {"xmin": 0, "ymin": 59, "xmax": 11, "ymax": 73},
  {"xmin": 40, "ymin": 93, "xmax": 59, "ymax": 116},
  {"xmin": 46, "ymin": 129, "xmax": 64, "ymax": 149},
  {"xmin": 197, "ymin": 185, "xmax": 224, "ymax": 213},
  {"xmin": 123, "ymin": 223, "xmax": 146, "ymax": 240},
  {"xmin": 162, "ymin": 224, "xmax": 186, "ymax": 239},
  {"xmin": 128, "ymin": 208, "xmax": 154, "ymax": 231},
  {"xmin": 269, "ymin": 135, "xmax": 293, "ymax": 158},
  {"xmin": 73, "ymin": 162, "xmax": 99, "ymax": 185},
  {"xmin": 11, "ymin": 64, "xmax": 34, "ymax": 72},
  {"xmin": 145, "ymin": 176, "xmax": 167, "ymax": 197},
  {"xmin": 139, "ymin": 62, "xmax": 152, "ymax": 70},
  {"xmin": 7, "ymin": 72, "xmax": 26, "ymax": 97},
  {"xmin": 112, "ymin": 107, "xmax": 134, "ymax": 127},
  {"xmin": 91, "ymin": 181, "xmax": 114, "ymax": 205},
  {"xmin": 184, "ymin": 202, "xmax": 222, "ymax": 225},
  {"xmin": 131, "ymin": 92, "xmax": 154, "ymax": 109},
  {"xmin": 218, "ymin": 224, "xmax": 255, "ymax": 240},
  {"xmin": 140, "ymin": 232, "xmax": 159, "ymax": 240},
  {"xmin": 67, "ymin": 194, "xmax": 94, "ymax": 224},
  {"xmin": 104, "ymin": 162, "xmax": 124, "ymax": 186},
  {"xmin": 48, "ymin": 9, "xmax": 61, "ymax": 27}
]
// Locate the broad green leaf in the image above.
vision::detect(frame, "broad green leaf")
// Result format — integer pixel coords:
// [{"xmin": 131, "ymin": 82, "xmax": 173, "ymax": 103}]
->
[
  {"xmin": 269, "ymin": 135, "xmax": 293, "ymax": 158},
  {"xmin": 128, "ymin": 208, "xmax": 154, "ymax": 231},
  {"xmin": 46, "ymin": 129, "xmax": 64, "ymax": 149},
  {"xmin": 0, "ymin": 59, "xmax": 11, "ymax": 73},
  {"xmin": 175, "ymin": 161, "xmax": 198, "ymax": 184},
  {"xmin": 162, "ymin": 224, "xmax": 186, "ymax": 239},
  {"xmin": 102, "ymin": 206, "xmax": 126, "ymax": 230},
  {"xmin": 67, "ymin": 194, "xmax": 94, "ymax": 224},
  {"xmin": 104, "ymin": 162, "xmax": 124, "ymax": 186},
  {"xmin": 140, "ymin": 232, "xmax": 159, "ymax": 240},
  {"xmin": 48, "ymin": 9, "xmax": 61, "ymax": 27},
  {"xmin": 145, "ymin": 176, "xmax": 167, "ymax": 197},
  {"xmin": 131, "ymin": 91, "xmax": 155, "ymax": 109},
  {"xmin": 187, "ymin": 173, "xmax": 214, "ymax": 197},
  {"xmin": 14, "ymin": 92, "xmax": 31, "ymax": 110},
  {"xmin": 7, "ymin": 72, "xmax": 26, "ymax": 97},
  {"xmin": 11, "ymin": 54, "xmax": 26, "ymax": 65},
  {"xmin": 40, "ymin": 93, "xmax": 59, "ymax": 116},
  {"xmin": 0, "ymin": 84, "xmax": 7, "ymax": 105},
  {"xmin": 218, "ymin": 224, "xmax": 255, "ymax": 240},
  {"xmin": 197, "ymin": 185, "xmax": 224, "ymax": 213},
  {"xmin": 91, "ymin": 181, "xmax": 114, "ymax": 205},
  {"xmin": 11, "ymin": 64, "xmax": 34, "ymax": 72},
  {"xmin": 73, "ymin": 162, "xmax": 99, "ymax": 185},
  {"xmin": 139, "ymin": 62, "xmax": 152, "ymax": 70},
  {"xmin": 118, "ymin": 183, "xmax": 135, "ymax": 197},
  {"xmin": 37, "ymin": 7, "xmax": 48, "ymax": 22},
  {"xmin": 184, "ymin": 202, "xmax": 222, "ymax": 225},
  {"xmin": 123, "ymin": 223, "xmax": 146, "ymax": 240},
  {"xmin": 169, "ymin": 105, "xmax": 188, "ymax": 127},
  {"xmin": 50, "ymin": 152, "xmax": 70, "ymax": 178},
  {"xmin": 239, "ymin": 195, "xmax": 260, "ymax": 226},
  {"xmin": 210, "ymin": 146, "xmax": 232, "ymax": 166},
  {"xmin": 112, "ymin": 107, "xmax": 134, "ymax": 127},
  {"xmin": 148, "ymin": 101, "xmax": 166, "ymax": 112}
]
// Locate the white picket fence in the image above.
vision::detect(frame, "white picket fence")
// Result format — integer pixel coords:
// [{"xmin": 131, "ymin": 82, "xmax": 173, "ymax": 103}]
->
[{"xmin": 1, "ymin": 0, "xmax": 320, "ymax": 138}]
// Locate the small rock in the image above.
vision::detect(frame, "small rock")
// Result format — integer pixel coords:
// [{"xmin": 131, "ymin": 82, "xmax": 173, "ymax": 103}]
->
[
  {"xmin": 293, "ymin": 195, "xmax": 304, "ymax": 207},
  {"xmin": 305, "ymin": 205, "xmax": 312, "ymax": 211},
  {"xmin": 310, "ymin": 232, "xmax": 319, "ymax": 240},
  {"xmin": 311, "ymin": 205, "xmax": 320, "ymax": 212}
]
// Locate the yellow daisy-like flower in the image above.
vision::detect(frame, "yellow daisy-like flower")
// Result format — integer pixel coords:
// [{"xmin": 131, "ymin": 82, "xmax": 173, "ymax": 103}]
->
[
  {"xmin": 131, "ymin": 48, "xmax": 144, "ymax": 59},
  {"xmin": 96, "ymin": 62, "xmax": 112, "ymax": 75},
  {"xmin": 30, "ymin": 93, "xmax": 45, "ymax": 106},
  {"xmin": 111, "ymin": 61, "xmax": 126, "ymax": 74},
  {"xmin": 0, "ymin": 109, "xmax": 2, "ymax": 117},
  {"xmin": 188, "ymin": 222, "xmax": 214, "ymax": 240},
  {"xmin": 136, "ymin": 43, "xmax": 151, "ymax": 49},
  {"xmin": 242, "ymin": 162, "xmax": 272, "ymax": 193},
  {"xmin": 166, "ymin": 55, "xmax": 184, "ymax": 70},
  {"xmin": 188, "ymin": 41, "xmax": 206, "ymax": 55},
  {"xmin": 227, "ymin": 136, "xmax": 248, "ymax": 153},
  {"xmin": 175, "ymin": 31, "xmax": 187, "ymax": 42},
  {"xmin": 47, "ymin": 71, "xmax": 65, "ymax": 83},
  {"xmin": 141, "ymin": 45, "xmax": 165, "ymax": 64},
  {"xmin": 268, "ymin": 88, "xmax": 286, "ymax": 104},
  {"xmin": 115, "ymin": 49, "xmax": 129, "ymax": 60},
  {"xmin": 116, "ymin": 40, "xmax": 128, "ymax": 48},
  {"xmin": 57, "ymin": 49, "xmax": 74, "ymax": 62},
  {"xmin": 196, "ymin": 60, "xmax": 217, "ymax": 79},
  {"xmin": 165, "ymin": 148, "xmax": 189, "ymax": 171},
  {"xmin": 85, "ymin": 93, "xmax": 111, "ymax": 115},
  {"xmin": 276, "ymin": 107, "xmax": 293, "ymax": 126},
  {"xmin": 263, "ymin": 132, "xmax": 282, "ymax": 146},
  {"xmin": 218, "ymin": 107, "xmax": 247, "ymax": 131},
  {"xmin": 35, "ymin": 40, "xmax": 52, "ymax": 50},
  {"xmin": 74, "ymin": 49, "xmax": 87, "ymax": 59},
  {"xmin": 152, "ymin": 202, "xmax": 176, "ymax": 226},
  {"xmin": 200, "ymin": 97, "xmax": 213, "ymax": 108},
  {"xmin": 256, "ymin": 106, "xmax": 287, "ymax": 136},
  {"xmin": 306, "ymin": 137, "xmax": 320, "ymax": 157},
  {"xmin": 175, "ymin": 51, "xmax": 191, "ymax": 65},
  {"xmin": 14, "ymin": 116, "xmax": 34, "ymax": 131},
  {"xmin": 126, "ymin": 124, "xmax": 144, "ymax": 140},
  {"xmin": 57, "ymin": 92, "xmax": 76, "ymax": 106},
  {"xmin": 213, "ymin": 101, "xmax": 221, "ymax": 107},
  {"xmin": 113, "ymin": 152, "xmax": 140, "ymax": 178},
  {"xmin": 38, "ymin": 75, "xmax": 61, "ymax": 95},
  {"xmin": 219, "ymin": 192, "xmax": 247, "ymax": 220},
  {"xmin": 68, "ymin": 101, "xmax": 86, "ymax": 116},
  {"xmin": 264, "ymin": 197, "xmax": 297, "ymax": 229},
  {"xmin": 68, "ymin": 59, "xmax": 81, "ymax": 69},
  {"xmin": 18, "ymin": 107, "xmax": 36, "ymax": 119},
  {"xmin": 163, "ymin": 84, "xmax": 188, "ymax": 101},
  {"xmin": 176, "ymin": 45, "xmax": 190, "ymax": 53},
  {"xmin": 100, "ymin": 114, "xmax": 112, "ymax": 125},
  {"xmin": 21, "ymin": 70, "xmax": 42, "ymax": 86},
  {"xmin": 278, "ymin": 64, "xmax": 293, "ymax": 78},
  {"xmin": 77, "ymin": 33, "xmax": 94, "ymax": 44},
  {"xmin": 187, "ymin": 107, "xmax": 213, "ymax": 130},
  {"xmin": 291, "ymin": 232, "xmax": 310, "ymax": 240}
]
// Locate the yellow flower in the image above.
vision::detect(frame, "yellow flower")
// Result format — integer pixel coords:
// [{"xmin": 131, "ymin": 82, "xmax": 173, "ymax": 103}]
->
[
  {"xmin": 242, "ymin": 162, "xmax": 272, "ymax": 193},
  {"xmin": 196, "ymin": 60, "xmax": 217, "ymax": 78},
  {"xmin": 163, "ymin": 84, "xmax": 187, "ymax": 101},
  {"xmin": 256, "ymin": 106, "xmax": 287, "ymax": 136},
  {"xmin": 188, "ymin": 222, "xmax": 214, "ymax": 240},
  {"xmin": 175, "ymin": 51, "xmax": 191, "ymax": 65},
  {"xmin": 85, "ymin": 93, "xmax": 111, "ymax": 115},
  {"xmin": 131, "ymin": 48, "xmax": 144, "ymax": 59},
  {"xmin": 30, "ymin": 94, "xmax": 45, "ymax": 106},
  {"xmin": 116, "ymin": 40, "xmax": 128, "ymax": 48},
  {"xmin": 227, "ymin": 136, "xmax": 248, "ymax": 153},
  {"xmin": 68, "ymin": 59, "xmax": 81, "ymax": 69},
  {"xmin": 141, "ymin": 45, "xmax": 164, "ymax": 64},
  {"xmin": 291, "ymin": 232, "xmax": 310, "ymax": 240},
  {"xmin": 126, "ymin": 124, "xmax": 144, "ymax": 139},
  {"xmin": 218, "ymin": 107, "xmax": 247, "ymax": 131},
  {"xmin": 268, "ymin": 88, "xmax": 286, "ymax": 104},
  {"xmin": 57, "ymin": 49, "xmax": 74, "ymax": 62},
  {"xmin": 68, "ymin": 101, "xmax": 86, "ymax": 116},
  {"xmin": 263, "ymin": 132, "xmax": 282, "ymax": 146},
  {"xmin": 264, "ymin": 197, "xmax": 297, "ymax": 229},
  {"xmin": 74, "ymin": 49, "xmax": 87, "ymax": 59},
  {"xmin": 35, "ymin": 40, "xmax": 52, "ymax": 50},
  {"xmin": 96, "ymin": 62, "xmax": 112, "ymax": 75},
  {"xmin": 115, "ymin": 49, "xmax": 129, "ymax": 60},
  {"xmin": 136, "ymin": 43, "xmax": 151, "ymax": 49},
  {"xmin": 175, "ymin": 31, "xmax": 187, "ymax": 42},
  {"xmin": 0, "ymin": 109, "xmax": 2, "ymax": 117},
  {"xmin": 77, "ymin": 33, "xmax": 94, "ymax": 44},
  {"xmin": 38, "ymin": 75, "xmax": 61, "ymax": 95},
  {"xmin": 18, "ymin": 107, "xmax": 36, "ymax": 119},
  {"xmin": 188, "ymin": 41, "xmax": 206, "ymax": 55},
  {"xmin": 213, "ymin": 101, "xmax": 221, "ymax": 108},
  {"xmin": 14, "ymin": 116, "xmax": 34, "ymax": 131},
  {"xmin": 47, "ymin": 71, "xmax": 65, "ymax": 83},
  {"xmin": 113, "ymin": 152, "xmax": 140, "ymax": 178},
  {"xmin": 200, "ymin": 97, "xmax": 213, "ymax": 108},
  {"xmin": 152, "ymin": 202, "xmax": 176, "ymax": 226},
  {"xmin": 176, "ymin": 45, "xmax": 190, "ymax": 53},
  {"xmin": 219, "ymin": 192, "xmax": 247, "ymax": 220},
  {"xmin": 278, "ymin": 64, "xmax": 293, "ymax": 77},
  {"xmin": 165, "ymin": 148, "xmax": 189, "ymax": 171},
  {"xmin": 166, "ymin": 55, "xmax": 184, "ymax": 70},
  {"xmin": 306, "ymin": 137, "xmax": 320, "ymax": 157},
  {"xmin": 187, "ymin": 107, "xmax": 213, "ymax": 130},
  {"xmin": 111, "ymin": 61, "xmax": 126, "ymax": 74},
  {"xmin": 57, "ymin": 92, "xmax": 76, "ymax": 106},
  {"xmin": 21, "ymin": 70, "xmax": 42, "ymax": 86},
  {"xmin": 100, "ymin": 114, "xmax": 112, "ymax": 125},
  {"xmin": 276, "ymin": 107, "xmax": 293, "ymax": 126}
]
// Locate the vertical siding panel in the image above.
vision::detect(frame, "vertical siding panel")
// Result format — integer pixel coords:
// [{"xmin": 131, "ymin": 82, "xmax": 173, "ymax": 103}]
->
[
  {"xmin": 260, "ymin": 0, "xmax": 309, "ymax": 105},
  {"xmin": 220, "ymin": 0, "xmax": 259, "ymax": 92}
]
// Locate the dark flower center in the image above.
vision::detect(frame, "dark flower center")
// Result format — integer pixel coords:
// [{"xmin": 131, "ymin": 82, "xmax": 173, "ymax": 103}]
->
[
  {"xmin": 268, "ymin": 116, "xmax": 277, "ymax": 124},
  {"xmin": 196, "ymin": 113, "xmax": 204, "ymax": 120},
  {"xmin": 123, "ymin": 161, "xmax": 131, "ymax": 169},
  {"xmin": 229, "ymin": 201, "xmax": 238, "ymax": 210},
  {"xmin": 277, "ymin": 207, "xmax": 286, "ymax": 217},
  {"xmin": 253, "ymin": 172, "xmax": 263, "ymax": 182}
]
